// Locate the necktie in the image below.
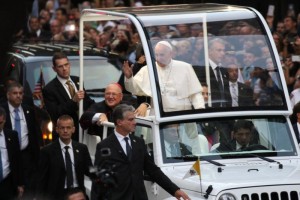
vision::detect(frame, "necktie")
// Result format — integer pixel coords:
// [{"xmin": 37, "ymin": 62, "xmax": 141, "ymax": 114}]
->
[
  {"xmin": 215, "ymin": 66, "xmax": 223, "ymax": 87},
  {"xmin": 66, "ymin": 80, "xmax": 75, "ymax": 98},
  {"xmin": 14, "ymin": 108, "xmax": 21, "ymax": 144},
  {"xmin": 64, "ymin": 146, "xmax": 73, "ymax": 188},
  {"xmin": 231, "ymin": 83, "xmax": 238, "ymax": 107},
  {"xmin": 124, "ymin": 137, "xmax": 132, "ymax": 160},
  {"xmin": 0, "ymin": 149, "xmax": 3, "ymax": 181},
  {"xmin": 216, "ymin": 66, "xmax": 225, "ymax": 106}
]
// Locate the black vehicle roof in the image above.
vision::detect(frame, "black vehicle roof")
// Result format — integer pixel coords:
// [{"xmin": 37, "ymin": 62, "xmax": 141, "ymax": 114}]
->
[
  {"xmin": 84, "ymin": 3, "xmax": 248, "ymax": 16},
  {"xmin": 10, "ymin": 43, "xmax": 106, "ymax": 57}
]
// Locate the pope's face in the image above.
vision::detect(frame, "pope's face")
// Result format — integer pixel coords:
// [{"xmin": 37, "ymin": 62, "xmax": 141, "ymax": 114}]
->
[{"xmin": 155, "ymin": 44, "xmax": 172, "ymax": 67}]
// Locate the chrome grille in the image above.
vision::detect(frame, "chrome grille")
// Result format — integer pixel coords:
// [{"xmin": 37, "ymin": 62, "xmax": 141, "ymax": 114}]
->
[{"xmin": 241, "ymin": 191, "xmax": 299, "ymax": 200}]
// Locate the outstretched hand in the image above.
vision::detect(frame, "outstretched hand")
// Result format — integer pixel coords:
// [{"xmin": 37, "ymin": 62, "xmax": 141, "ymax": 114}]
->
[
  {"xmin": 122, "ymin": 60, "xmax": 134, "ymax": 79},
  {"xmin": 175, "ymin": 189, "xmax": 191, "ymax": 200}
]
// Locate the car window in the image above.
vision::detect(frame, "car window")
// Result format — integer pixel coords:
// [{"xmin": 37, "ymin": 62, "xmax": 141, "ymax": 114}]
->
[{"xmin": 26, "ymin": 57, "xmax": 122, "ymax": 103}]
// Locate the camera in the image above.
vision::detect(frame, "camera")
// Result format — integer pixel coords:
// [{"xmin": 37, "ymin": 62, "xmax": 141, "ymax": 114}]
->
[{"xmin": 89, "ymin": 148, "xmax": 117, "ymax": 188}]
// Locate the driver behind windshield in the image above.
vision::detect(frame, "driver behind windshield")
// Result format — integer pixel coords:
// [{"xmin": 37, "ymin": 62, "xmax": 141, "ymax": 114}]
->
[{"xmin": 216, "ymin": 120, "xmax": 256, "ymax": 152}]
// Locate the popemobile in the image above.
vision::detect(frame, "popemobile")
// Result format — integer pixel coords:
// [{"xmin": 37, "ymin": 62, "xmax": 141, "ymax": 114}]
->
[{"xmin": 78, "ymin": 4, "xmax": 300, "ymax": 200}]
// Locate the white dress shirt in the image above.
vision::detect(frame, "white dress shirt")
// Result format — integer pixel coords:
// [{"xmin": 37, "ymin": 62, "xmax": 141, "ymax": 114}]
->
[
  {"xmin": 115, "ymin": 131, "xmax": 131, "ymax": 155},
  {"xmin": 59, "ymin": 139, "xmax": 78, "ymax": 188},
  {"xmin": 57, "ymin": 76, "xmax": 77, "ymax": 99},
  {"xmin": 0, "ymin": 130, "xmax": 10, "ymax": 179},
  {"xmin": 8, "ymin": 103, "xmax": 29, "ymax": 150}
]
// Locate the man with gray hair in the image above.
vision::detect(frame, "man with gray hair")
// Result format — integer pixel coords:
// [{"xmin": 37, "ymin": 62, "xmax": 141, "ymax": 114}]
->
[
  {"xmin": 92, "ymin": 104, "xmax": 191, "ymax": 200},
  {"xmin": 123, "ymin": 40, "xmax": 204, "ymax": 113}
]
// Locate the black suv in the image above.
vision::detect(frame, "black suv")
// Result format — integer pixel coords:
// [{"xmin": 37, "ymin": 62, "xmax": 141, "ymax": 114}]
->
[{"xmin": 2, "ymin": 43, "xmax": 124, "ymax": 144}]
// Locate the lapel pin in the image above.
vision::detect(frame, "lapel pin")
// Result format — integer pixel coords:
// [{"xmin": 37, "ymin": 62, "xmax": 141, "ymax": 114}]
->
[
  {"xmin": 76, "ymin": 149, "xmax": 79, "ymax": 153},
  {"xmin": 27, "ymin": 111, "xmax": 29, "ymax": 114}
]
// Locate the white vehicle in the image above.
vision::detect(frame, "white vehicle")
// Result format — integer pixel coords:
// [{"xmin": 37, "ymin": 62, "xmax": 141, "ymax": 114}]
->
[{"xmin": 79, "ymin": 4, "xmax": 300, "ymax": 200}]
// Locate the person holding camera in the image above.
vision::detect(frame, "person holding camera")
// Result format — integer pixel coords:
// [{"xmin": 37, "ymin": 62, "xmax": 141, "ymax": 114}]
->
[
  {"xmin": 35, "ymin": 115, "xmax": 93, "ymax": 200},
  {"xmin": 91, "ymin": 104, "xmax": 190, "ymax": 200}
]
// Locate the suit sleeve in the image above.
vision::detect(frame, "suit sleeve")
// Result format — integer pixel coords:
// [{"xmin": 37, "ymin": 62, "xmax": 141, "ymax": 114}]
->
[
  {"xmin": 42, "ymin": 86, "xmax": 78, "ymax": 121},
  {"xmin": 35, "ymin": 148, "xmax": 50, "ymax": 196},
  {"xmin": 142, "ymin": 139, "xmax": 180, "ymax": 196}
]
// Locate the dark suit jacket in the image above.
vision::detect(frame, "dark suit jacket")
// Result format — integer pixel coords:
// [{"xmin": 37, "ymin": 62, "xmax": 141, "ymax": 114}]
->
[
  {"xmin": 195, "ymin": 65, "xmax": 229, "ymax": 107},
  {"xmin": 35, "ymin": 140, "xmax": 92, "ymax": 199},
  {"xmin": 292, "ymin": 123, "xmax": 300, "ymax": 143},
  {"xmin": 79, "ymin": 100, "xmax": 114, "ymax": 138},
  {"xmin": 1, "ymin": 102, "xmax": 41, "ymax": 168},
  {"xmin": 92, "ymin": 134, "xmax": 179, "ymax": 200},
  {"xmin": 1, "ymin": 128, "xmax": 23, "ymax": 194},
  {"xmin": 42, "ymin": 76, "xmax": 95, "ymax": 141},
  {"xmin": 224, "ymin": 82, "xmax": 254, "ymax": 107}
]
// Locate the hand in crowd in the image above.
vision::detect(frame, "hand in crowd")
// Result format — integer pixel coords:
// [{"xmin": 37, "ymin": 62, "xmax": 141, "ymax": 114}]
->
[
  {"xmin": 96, "ymin": 113, "xmax": 108, "ymax": 126},
  {"xmin": 123, "ymin": 60, "xmax": 134, "ymax": 79},
  {"xmin": 17, "ymin": 186, "xmax": 24, "ymax": 199},
  {"xmin": 72, "ymin": 90, "xmax": 85, "ymax": 102}
]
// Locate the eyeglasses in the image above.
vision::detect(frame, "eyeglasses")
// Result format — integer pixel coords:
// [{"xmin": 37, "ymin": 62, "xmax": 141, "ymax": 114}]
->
[{"xmin": 105, "ymin": 92, "xmax": 121, "ymax": 97}]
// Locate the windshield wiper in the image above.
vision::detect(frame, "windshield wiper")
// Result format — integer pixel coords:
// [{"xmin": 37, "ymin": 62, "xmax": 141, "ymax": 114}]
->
[
  {"xmin": 200, "ymin": 156, "xmax": 225, "ymax": 167},
  {"xmin": 248, "ymin": 153, "xmax": 283, "ymax": 169}
]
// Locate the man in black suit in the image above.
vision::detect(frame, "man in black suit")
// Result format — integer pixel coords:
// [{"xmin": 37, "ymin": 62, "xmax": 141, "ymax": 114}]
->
[
  {"xmin": 163, "ymin": 124, "xmax": 192, "ymax": 157},
  {"xmin": 92, "ymin": 104, "xmax": 190, "ymax": 200},
  {"xmin": 43, "ymin": 52, "xmax": 95, "ymax": 141},
  {"xmin": 1, "ymin": 82, "xmax": 41, "ymax": 197},
  {"xmin": 292, "ymin": 102, "xmax": 300, "ymax": 143},
  {"xmin": 217, "ymin": 120, "xmax": 261, "ymax": 152},
  {"xmin": 79, "ymin": 83, "xmax": 124, "ymax": 139},
  {"xmin": 80, "ymin": 83, "xmax": 148, "ymax": 139},
  {"xmin": 35, "ymin": 115, "xmax": 93, "ymax": 200},
  {"xmin": 0, "ymin": 106, "xmax": 24, "ymax": 200},
  {"xmin": 196, "ymin": 38, "xmax": 230, "ymax": 108},
  {"xmin": 224, "ymin": 63, "xmax": 254, "ymax": 107}
]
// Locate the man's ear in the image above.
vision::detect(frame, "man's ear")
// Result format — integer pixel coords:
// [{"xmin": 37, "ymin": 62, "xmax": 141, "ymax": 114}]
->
[{"xmin": 116, "ymin": 119, "xmax": 122, "ymax": 126}]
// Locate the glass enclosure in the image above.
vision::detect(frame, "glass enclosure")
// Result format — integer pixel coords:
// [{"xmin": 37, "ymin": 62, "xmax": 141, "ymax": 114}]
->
[
  {"xmin": 79, "ymin": 6, "xmax": 288, "ymax": 118},
  {"xmin": 139, "ymin": 9, "xmax": 286, "ymax": 115},
  {"xmin": 134, "ymin": 116, "xmax": 296, "ymax": 164}
]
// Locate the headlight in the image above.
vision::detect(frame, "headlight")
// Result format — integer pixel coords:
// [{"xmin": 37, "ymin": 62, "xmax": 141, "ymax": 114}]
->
[
  {"xmin": 47, "ymin": 121, "xmax": 53, "ymax": 132},
  {"xmin": 219, "ymin": 193, "xmax": 236, "ymax": 200}
]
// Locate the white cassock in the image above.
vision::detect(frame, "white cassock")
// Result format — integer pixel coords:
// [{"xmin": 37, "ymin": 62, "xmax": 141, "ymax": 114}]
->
[{"xmin": 125, "ymin": 59, "xmax": 204, "ymax": 112}]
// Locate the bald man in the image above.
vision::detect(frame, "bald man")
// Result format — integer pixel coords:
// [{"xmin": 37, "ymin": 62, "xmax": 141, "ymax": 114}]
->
[
  {"xmin": 79, "ymin": 83, "xmax": 143, "ymax": 138},
  {"xmin": 123, "ymin": 40, "xmax": 204, "ymax": 113}
]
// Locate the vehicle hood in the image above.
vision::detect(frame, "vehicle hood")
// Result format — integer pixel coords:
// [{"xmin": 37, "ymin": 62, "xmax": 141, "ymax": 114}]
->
[{"xmin": 162, "ymin": 159, "xmax": 300, "ymax": 195}]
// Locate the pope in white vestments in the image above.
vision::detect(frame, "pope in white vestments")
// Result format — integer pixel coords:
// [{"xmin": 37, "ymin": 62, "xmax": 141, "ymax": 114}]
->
[{"xmin": 123, "ymin": 40, "xmax": 204, "ymax": 112}]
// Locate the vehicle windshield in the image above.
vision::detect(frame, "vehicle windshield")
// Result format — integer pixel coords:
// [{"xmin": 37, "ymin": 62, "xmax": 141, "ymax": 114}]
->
[
  {"xmin": 155, "ymin": 116, "xmax": 296, "ymax": 163},
  {"xmin": 134, "ymin": 116, "xmax": 296, "ymax": 164},
  {"xmin": 139, "ymin": 9, "xmax": 287, "ymax": 116}
]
